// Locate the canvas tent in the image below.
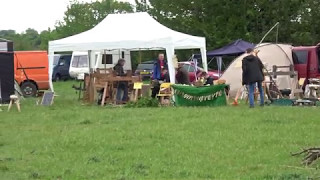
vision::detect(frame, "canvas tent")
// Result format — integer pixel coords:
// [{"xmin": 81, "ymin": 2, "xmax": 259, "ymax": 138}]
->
[
  {"xmin": 48, "ymin": 12, "xmax": 207, "ymax": 91},
  {"xmin": 220, "ymin": 43, "xmax": 294, "ymax": 97}
]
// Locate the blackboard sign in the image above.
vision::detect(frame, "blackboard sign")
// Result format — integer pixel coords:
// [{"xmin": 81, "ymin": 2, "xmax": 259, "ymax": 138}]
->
[{"xmin": 41, "ymin": 92, "xmax": 54, "ymax": 106}]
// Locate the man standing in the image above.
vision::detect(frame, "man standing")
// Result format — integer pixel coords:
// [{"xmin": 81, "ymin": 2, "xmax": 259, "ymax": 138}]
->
[
  {"xmin": 151, "ymin": 53, "xmax": 169, "ymax": 98},
  {"xmin": 114, "ymin": 59, "xmax": 128, "ymax": 103},
  {"xmin": 242, "ymin": 48, "xmax": 264, "ymax": 108},
  {"xmin": 152, "ymin": 53, "xmax": 168, "ymax": 80}
]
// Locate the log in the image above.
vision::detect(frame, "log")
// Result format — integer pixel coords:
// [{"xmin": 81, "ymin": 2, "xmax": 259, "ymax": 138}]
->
[{"xmin": 291, "ymin": 147, "xmax": 320, "ymax": 165}]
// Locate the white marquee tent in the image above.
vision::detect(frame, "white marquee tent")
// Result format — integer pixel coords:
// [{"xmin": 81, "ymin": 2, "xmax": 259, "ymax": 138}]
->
[{"xmin": 48, "ymin": 12, "xmax": 207, "ymax": 91}]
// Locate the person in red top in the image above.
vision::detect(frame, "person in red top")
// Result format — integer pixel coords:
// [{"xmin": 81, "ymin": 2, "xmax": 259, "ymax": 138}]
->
[
  {"xmin": 159, "ymin": 59, "xmax": 164, "ymax": 70},
  {"xmin": 151, "ymin": 53, "xmax": 169, "ymax": 98},
  {"xmin": 152, "ymin": 53, "xmax": 168, "ymax": 80}
]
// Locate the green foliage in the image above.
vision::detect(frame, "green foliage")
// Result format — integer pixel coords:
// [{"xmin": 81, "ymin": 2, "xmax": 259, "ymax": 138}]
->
[
  {"xmin": 136, "ymin": 0, "xmax": 320, "ymax": 48},
  {"xmin": 55, "ymin": 0, "xmax": 133, "ymax": 39},
  {"xmin": 125, "ymin": 97, "xmax": 159, "ymax": 108},
  {"xmin": 0, "ymin": 29, "xmax": 41, "ymax": 50},
  {"xmin": 0, "ymin": 0, "xmax": 319, "ymax": 66}
]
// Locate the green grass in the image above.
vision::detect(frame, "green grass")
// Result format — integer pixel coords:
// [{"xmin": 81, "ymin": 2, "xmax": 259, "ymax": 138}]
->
[{"xmin": 1, "ymin": 81, "xmax": 319, "ymax": 180}]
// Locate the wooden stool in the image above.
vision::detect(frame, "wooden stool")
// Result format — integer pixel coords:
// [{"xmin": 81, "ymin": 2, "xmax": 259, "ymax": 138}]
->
[{"xmin": 8, "ymin": 95, "xmax": 21, "ymax": 112}]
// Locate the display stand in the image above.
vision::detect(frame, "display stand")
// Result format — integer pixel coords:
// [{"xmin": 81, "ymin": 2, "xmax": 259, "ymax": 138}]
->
[{"xmin": 264, "ymin": 65, "xmax": 298, "ymax": 99}]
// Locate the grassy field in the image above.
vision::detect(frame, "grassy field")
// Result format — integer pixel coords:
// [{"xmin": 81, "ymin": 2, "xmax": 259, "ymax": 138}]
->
[{"xmin": 1, "ymin": 81, "xmax": 319, "ymax": 180}]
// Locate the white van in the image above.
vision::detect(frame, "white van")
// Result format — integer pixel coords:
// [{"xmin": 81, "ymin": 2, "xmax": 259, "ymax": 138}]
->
[{"xmin": 69, "ymin": 50, "xmax": 131, "ymax": 80}]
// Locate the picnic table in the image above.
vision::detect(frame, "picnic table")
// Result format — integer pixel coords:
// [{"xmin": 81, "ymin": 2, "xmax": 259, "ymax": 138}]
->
[{"xmin": 85, "ymin": 72, "xmax": 140, "ymax": 105}]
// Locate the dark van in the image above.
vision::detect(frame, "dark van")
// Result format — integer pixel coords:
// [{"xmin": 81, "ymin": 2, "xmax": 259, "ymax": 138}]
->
[
  {"xmin": 52, "ymin": 54, "xmax": 72, "ymax": 81},
  {"xmin": 134, "ymin": 60, "xmax": 154, "ymax": 80}
]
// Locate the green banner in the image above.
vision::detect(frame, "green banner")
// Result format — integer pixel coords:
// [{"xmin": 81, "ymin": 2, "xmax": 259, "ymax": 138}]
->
[{"xmin": 172, "ymin": 84, "xmax": 227, "ymax": 107}]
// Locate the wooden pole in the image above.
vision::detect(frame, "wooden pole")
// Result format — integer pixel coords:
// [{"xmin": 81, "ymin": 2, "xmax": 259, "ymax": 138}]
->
[
  {"xmin": 139, "ymin": 50, "xmax": 142, "ymax": 64},
  {"xmin": 104, "ymin": 50, "xmax": 107, "ymax": 74}
]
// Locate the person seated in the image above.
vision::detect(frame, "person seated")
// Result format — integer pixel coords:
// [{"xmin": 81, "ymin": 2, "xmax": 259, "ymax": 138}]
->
[
  {"xmin": 113, "ymin": 59, "xmax": 128, "ymax": 103},
  {"xmin": 198, "ymin": 72, "xmax": 214, "ymax": 85},
  {"xmin": 151, "ymin": 68, "xmax": 170, "ymax": 98},
  {"xmin": 176, "ymin": 64, "xmax": 190, "ymax": 85}
]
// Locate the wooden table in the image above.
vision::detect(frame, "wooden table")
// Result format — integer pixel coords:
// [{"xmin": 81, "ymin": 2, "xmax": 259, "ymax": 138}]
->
[{"xmin": 87, "ymin": 73, "xmax": 140, "ymax": 105}]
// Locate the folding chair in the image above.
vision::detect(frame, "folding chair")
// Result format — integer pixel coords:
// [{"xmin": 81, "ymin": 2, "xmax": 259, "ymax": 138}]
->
[{"xmin": 157, "ymin": 83, "xmax": 172, "ymax": 105}]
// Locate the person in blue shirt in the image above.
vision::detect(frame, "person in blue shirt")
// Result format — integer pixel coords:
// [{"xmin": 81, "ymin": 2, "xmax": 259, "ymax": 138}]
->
[
  {"xmin": 151, "ymin": 53, "xmax": 169, "ymax": 98},
  {"xmin": 152, "ymin": 53, "xmax": 168, "ymax": 80}
]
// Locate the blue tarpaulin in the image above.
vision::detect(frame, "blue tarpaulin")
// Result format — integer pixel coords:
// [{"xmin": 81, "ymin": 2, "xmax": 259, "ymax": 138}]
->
[
  {"xmin": 193, "ymin": 39, "xmax": 255, "ymax": 77},
  {"xmin": 195, "ymin": 39, "xmax": 255, "ymax": 58},
  {"xmin": 206, "ymin": 39, "xmax": 255, "ymax": 57}
]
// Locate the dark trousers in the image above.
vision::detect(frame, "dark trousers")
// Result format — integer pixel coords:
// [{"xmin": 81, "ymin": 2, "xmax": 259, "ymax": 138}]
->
[
  {"xmin": 248, "ymin": 81, "xmax": 264, "ymax": 107},
  {"xmin": 151, "ymin": 85, "xmax": 160, "ymax": 98},
  {"xmin": 151, "ymin": 80, "xmax": 160, "ymax": 98},
  {"xmin": 116, "ymin": 82, "xmax": 128, "ymax": 102}
]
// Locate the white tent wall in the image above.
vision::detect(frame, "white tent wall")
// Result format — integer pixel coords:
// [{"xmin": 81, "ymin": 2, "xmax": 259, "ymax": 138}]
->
[
  {"xmin": 166, "ymin": 46, "xmax": 176, "ymax": 84},
  {"xmin": 220, "ymin": 43, "xmax": 294, "ymax": 97},
  {"xmin": 216, "ymin": 56, "xmax": 222, "ymax": 77},
  {"xmin": 48, "ymin": 51, "xmax": 54, "ymax": 91},
  {"xmin": 89, "ymin": 50, "xmax": 95, "ymax": 73},
  {"xmin": 200, "ymin": 47, "xmax": 208, "ymax": 72}
]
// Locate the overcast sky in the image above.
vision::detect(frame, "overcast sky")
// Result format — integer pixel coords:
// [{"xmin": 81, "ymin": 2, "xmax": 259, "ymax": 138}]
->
[{"xmin": 0, "ymin": 0, "xmax": 136, "ymax": 33}]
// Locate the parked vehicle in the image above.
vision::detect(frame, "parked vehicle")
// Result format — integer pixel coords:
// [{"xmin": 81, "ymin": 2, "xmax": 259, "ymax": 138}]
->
[
  {"xmin": 69, "ymin": 52, "xmax": 89, "ymax": 80},
  {"xmin": 52, "ymin": 54, "xmax": 72, "ymax": 81},
  {"xmin": 178, "ymin": 62, "xmax": 220, "ymax": 82},
  {"xmin": 14, "ymin": 51, "xmax": 49, "ymax": 97},
  {"xmin": 134, "ymin": 60, "xmax": 219, "ymax": 82},
  {"xmin": 293, "ymin": 44, "xmax": 320, "ymax": 80},
  {"xmin": 134, "ymin": 60, "xmax": 154, "ymax": 80},
  {"xmin": 69, "ymin": 50, "xmax": 131, "ymax": 80}
]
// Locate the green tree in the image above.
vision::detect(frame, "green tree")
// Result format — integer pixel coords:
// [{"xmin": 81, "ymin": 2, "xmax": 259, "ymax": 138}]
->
[
  {"xmin": 0, "ymin": 29, "xmax": 41, "ymax": 50},
  {"xmin": 39, "ymin": 29, "xmax": 60, "ymax": 50},
  {"xmin": 2, "ymin": 0, "xmax": 319, "ymax": 53},
  {"xmin": 290, "ymin": 0, "xmax": 320, "ymax": 45},
  {"xmin": 136, "ymin": 0, "xmax": 320, "ymax": 48},
  {"xmin": 55, "ymin": 0, "xmax": 133, "ymax": 38},
  {"xmin": 0, "ymin": 30, "xmax": 16, "ymax": 39}
]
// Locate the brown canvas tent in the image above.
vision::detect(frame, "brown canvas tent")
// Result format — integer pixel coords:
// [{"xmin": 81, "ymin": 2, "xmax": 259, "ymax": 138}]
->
[{"xmin": 220, "ymin": 43, "xmax": 294, "ymax": 97}]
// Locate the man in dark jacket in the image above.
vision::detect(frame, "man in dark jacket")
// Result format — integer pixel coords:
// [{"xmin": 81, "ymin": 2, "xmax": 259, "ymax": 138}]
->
[
  {"xmin": 176, "ymin": 64, "xmax": 190, "ymax": 85},
  {"xmin": 242, "ymin": 48, "xmax": 264, "ymax": 108},
  {"xmin": 113, "ymin": 59, "xmax": 128, "ymax": 103}
]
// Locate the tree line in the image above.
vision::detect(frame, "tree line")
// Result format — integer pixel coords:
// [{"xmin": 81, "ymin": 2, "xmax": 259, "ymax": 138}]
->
[{"xmin": 0, "ymin": 0, "xmax": 319, "ymax": 61}]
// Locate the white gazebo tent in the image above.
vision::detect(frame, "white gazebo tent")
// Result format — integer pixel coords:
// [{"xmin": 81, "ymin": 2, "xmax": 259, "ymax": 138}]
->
[{"xmin": 48, "ymin": 12, "xmax": 207, "ymax": 91}]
